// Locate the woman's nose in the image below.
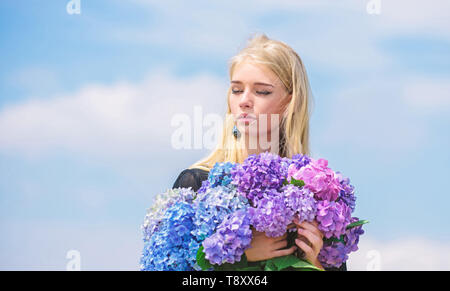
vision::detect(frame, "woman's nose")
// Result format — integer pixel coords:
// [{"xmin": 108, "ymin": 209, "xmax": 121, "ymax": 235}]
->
[{"xmin": 239, "ymin": 89, "xmax": 253, "ymax": 109}]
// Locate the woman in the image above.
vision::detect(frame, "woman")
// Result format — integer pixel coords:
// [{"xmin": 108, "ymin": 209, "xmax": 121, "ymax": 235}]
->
[{"xmin": 173, "ymin": 33, "xmax": 346, "ymax": 271}]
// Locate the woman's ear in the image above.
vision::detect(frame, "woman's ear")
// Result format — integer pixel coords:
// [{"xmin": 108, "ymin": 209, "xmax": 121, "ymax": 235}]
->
[
  {"xmin": 281, "ymin": 93, "xmax": 292, "ymax": 109},
  {"xmin": 282, "ymin": 94, "xmax": 292, "ymax": 119},
  {"xmin": 287, "ymin": 93, "xmax": 292, "ymax": 103}
]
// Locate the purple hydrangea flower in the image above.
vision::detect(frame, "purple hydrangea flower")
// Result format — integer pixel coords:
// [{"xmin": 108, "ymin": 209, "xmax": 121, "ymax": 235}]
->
[
  {"xmin": 318, "ymin": 241, "xmax": 348, "ymax": 269},
  {"xmin": 316, "ymin": 200, "xmax": 352, "ymax": 239},
  {"xmin": 336, "ymin": 171, "xmax": 356, "ymax": 212},
  {"xmin": 280, "ymin": 157, "xmax": 293, "ymax": 176},
  {"xmin": 344, "ymin": 217, "xmax": 365, "ymax": 253},
  {"xmin": 318, "ymin": 217, "xmax": 365, "ymax": 268},
  {"xmin": 282, "ymin": 184, "xmax": 317, "ymax": 223},
  {"xmin": 290, "ymin": 153, "xmax": 311, "ymax": 170},
  {"xmin": 231, "ymin": 152, "xmax": 286, "ymax": 205},
  {"xmin": 202, "ymin": 209, "xmax": 253, "ymax": 265},
  {"xmin": 248, "ymin": 188, "xmax": 294, "ymax": 237},
  {"xmin": 197, "ymin": 179, "xmax": 210, "ymax": 195}
]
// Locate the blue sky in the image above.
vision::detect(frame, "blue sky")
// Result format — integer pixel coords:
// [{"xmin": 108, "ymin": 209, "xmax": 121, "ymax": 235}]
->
[{"xmin": 1, "ymin": 0, "xmax": 449, "ymax": 270}]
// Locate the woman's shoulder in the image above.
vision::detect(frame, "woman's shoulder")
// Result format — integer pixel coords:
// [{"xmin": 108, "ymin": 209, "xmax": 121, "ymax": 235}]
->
[{"xmin": 172, "ymin": 167, "xmax": 210, "ymax": 192}]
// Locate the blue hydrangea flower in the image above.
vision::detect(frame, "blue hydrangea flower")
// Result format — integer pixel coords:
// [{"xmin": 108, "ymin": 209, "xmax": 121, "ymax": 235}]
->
[
  {"xmin": 141, "ymin": 187, "xmax": 196, "ymax": 241},
  {"xmin": 192, "ymin": 186, "xmax": 249, "ymax": 241},
  {"xmin": 208, "ymin": 162, "xmax": 237, "ymax": 188},
  {"xmin": 140, "ymin": 201, "xmax": 198, "ymax": 271}
]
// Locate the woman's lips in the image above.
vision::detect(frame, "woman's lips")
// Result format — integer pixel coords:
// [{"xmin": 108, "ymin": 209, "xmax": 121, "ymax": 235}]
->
[{"xmin": 237, "ymin": 116, "xmax": 256, "ymax": 124}]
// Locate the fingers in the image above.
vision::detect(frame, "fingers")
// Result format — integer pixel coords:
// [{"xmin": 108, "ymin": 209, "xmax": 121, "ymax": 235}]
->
[
  {"xmin": 297, "ymin": 231, "xmax": 323, "ymax": 261},
  {"xmin": 273, "ymin": 232, "xmax": 288, "ymax": 242},
  {"xmin": 302, "ymin": 220, "xmax": 319, "ymax": 230},
  {"xmin": 273, "ymin": 239, "xmax": 288, "ymax": 250},
  {"xmin": 272, "ymin": 245, "xmax": 297, "ymax": 257},
  {"xmin": 295, "ymin": 238, "xmax": 313, "ymax": 255},
  {"xmin": 298, "ymin": 228, "xmax": 323, "ymax": 250},
  {"xmin": 294, "ymin": 220, "xmax": 324, "ymax": 240}
]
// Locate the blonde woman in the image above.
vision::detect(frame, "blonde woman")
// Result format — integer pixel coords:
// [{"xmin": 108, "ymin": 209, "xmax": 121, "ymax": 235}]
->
[{"xmin": 173, "ymin": 33, "xmax": 346, "ymax": 271}]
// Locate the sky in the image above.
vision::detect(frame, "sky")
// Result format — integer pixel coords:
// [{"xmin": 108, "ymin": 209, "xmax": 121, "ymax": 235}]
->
[{"xmin": 0, "ymin": 0, "xmax": 449, "ymax": 270}]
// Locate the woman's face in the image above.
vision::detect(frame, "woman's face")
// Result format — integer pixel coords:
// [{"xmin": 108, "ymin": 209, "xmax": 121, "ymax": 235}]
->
[{"xmin": 229, "ymin": 61, "xmax": 291, "ymax": 138}]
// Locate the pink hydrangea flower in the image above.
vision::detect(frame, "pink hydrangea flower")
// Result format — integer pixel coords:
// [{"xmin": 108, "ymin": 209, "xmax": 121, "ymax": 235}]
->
[{"xmin": 287, "ymin": 158, "xmax": 341, "ymax": 201}]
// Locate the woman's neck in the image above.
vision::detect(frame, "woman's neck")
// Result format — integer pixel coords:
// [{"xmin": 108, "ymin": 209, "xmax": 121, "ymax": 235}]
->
[{"xmin": 241, "ymin": 133, "xmax": 280, "ymax": 157}]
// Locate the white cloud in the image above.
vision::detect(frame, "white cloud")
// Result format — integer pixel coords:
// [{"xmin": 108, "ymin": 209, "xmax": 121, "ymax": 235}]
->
[
  {"xmin": 348, "ymin": 235, "xmax": 450, "ymax": 271},
  {"xmin": 0, "ymin": 68, "xmax": 228, "ymax": 159}
]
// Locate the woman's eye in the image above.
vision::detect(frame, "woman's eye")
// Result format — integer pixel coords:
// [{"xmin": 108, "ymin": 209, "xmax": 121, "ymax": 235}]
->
[
  {"xmin": 231, "ymin": 89, "xmax": 272, "ymax": 95},
  {"xmin": 257, "ymin": 91, "xmax": 272, "ymax": 95}
]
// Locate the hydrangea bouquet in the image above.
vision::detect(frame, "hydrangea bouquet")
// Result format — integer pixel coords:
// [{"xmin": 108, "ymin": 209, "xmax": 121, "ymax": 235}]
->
[{"xmin": 140, "ymin": 152, "xmax": 368, "ymax": 271}]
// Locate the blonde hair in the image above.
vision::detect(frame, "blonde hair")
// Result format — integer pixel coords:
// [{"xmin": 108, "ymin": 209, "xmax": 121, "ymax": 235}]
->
[{"xmin": 188, "ymin": 33, "xmax": 313, "ymax": 172}]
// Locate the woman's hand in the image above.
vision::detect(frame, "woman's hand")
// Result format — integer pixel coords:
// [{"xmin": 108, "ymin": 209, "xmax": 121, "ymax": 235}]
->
[
  {"xmin": 293, "ymin": 219, "xmax": 325, "ymax": 270},
  {"xmin": 244, "ymin": 225, "xmax": 297, "ymax": 262}
]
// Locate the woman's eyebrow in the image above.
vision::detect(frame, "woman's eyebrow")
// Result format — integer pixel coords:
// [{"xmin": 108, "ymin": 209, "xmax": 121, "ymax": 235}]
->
[{"xmin": 231, "ymin": 80, "xmax": 274, "ymax": 87}]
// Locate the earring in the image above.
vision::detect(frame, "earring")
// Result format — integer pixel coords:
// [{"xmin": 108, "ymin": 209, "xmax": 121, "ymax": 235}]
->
[{"xmin": 232, "ymin": 124, "xmax": 241, "ymax": 138}]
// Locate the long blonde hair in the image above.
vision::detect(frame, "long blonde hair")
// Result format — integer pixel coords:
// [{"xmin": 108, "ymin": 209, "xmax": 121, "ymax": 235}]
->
[{"xmin": 188, "ymin": 33, "xmax": 313, "ymax": 172}]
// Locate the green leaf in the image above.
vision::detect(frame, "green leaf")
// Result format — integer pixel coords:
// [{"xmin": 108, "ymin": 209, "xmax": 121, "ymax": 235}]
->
[
  {"xmin": 289, "ymin": 178, "xmax": 305, "ymax": 188},
  {"xmin": 196, "ymin": 246, "xmax": 213, "ymax": 270},
  {"xmin": 214, "ymin": 263, "xmax": 236, "ymax": 271},
  {"xmin": 235, "ymin": 266, "xmax": 263, "ymax": 271},
  {"xmin": 262, "ymin": 256, "xmax": 323, "ymax": 271},
  {"xmin": 291, "ymin": 259, "xmax": 324, "ymax": 271},
  {"xmin": 201, "ymin": 252, "xmax": 251, "ymax": 271},
  {"xmin": 346, "ymin": 219, "xmax": 369, "ymax": 230},
  {"xmin": 324, "ymin": 235, "xmax": 345, "ymax": 244},
  {"xmin": 214, "ymin": 254, "xmax": 248, "ymax": 271},
  {"xmin": 264, "ymin": 260, "xmax": 277, "ymax": 271},
  {"xmin": 270, "ymin": 255, "xmax": 301, "ymax": 271}
]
